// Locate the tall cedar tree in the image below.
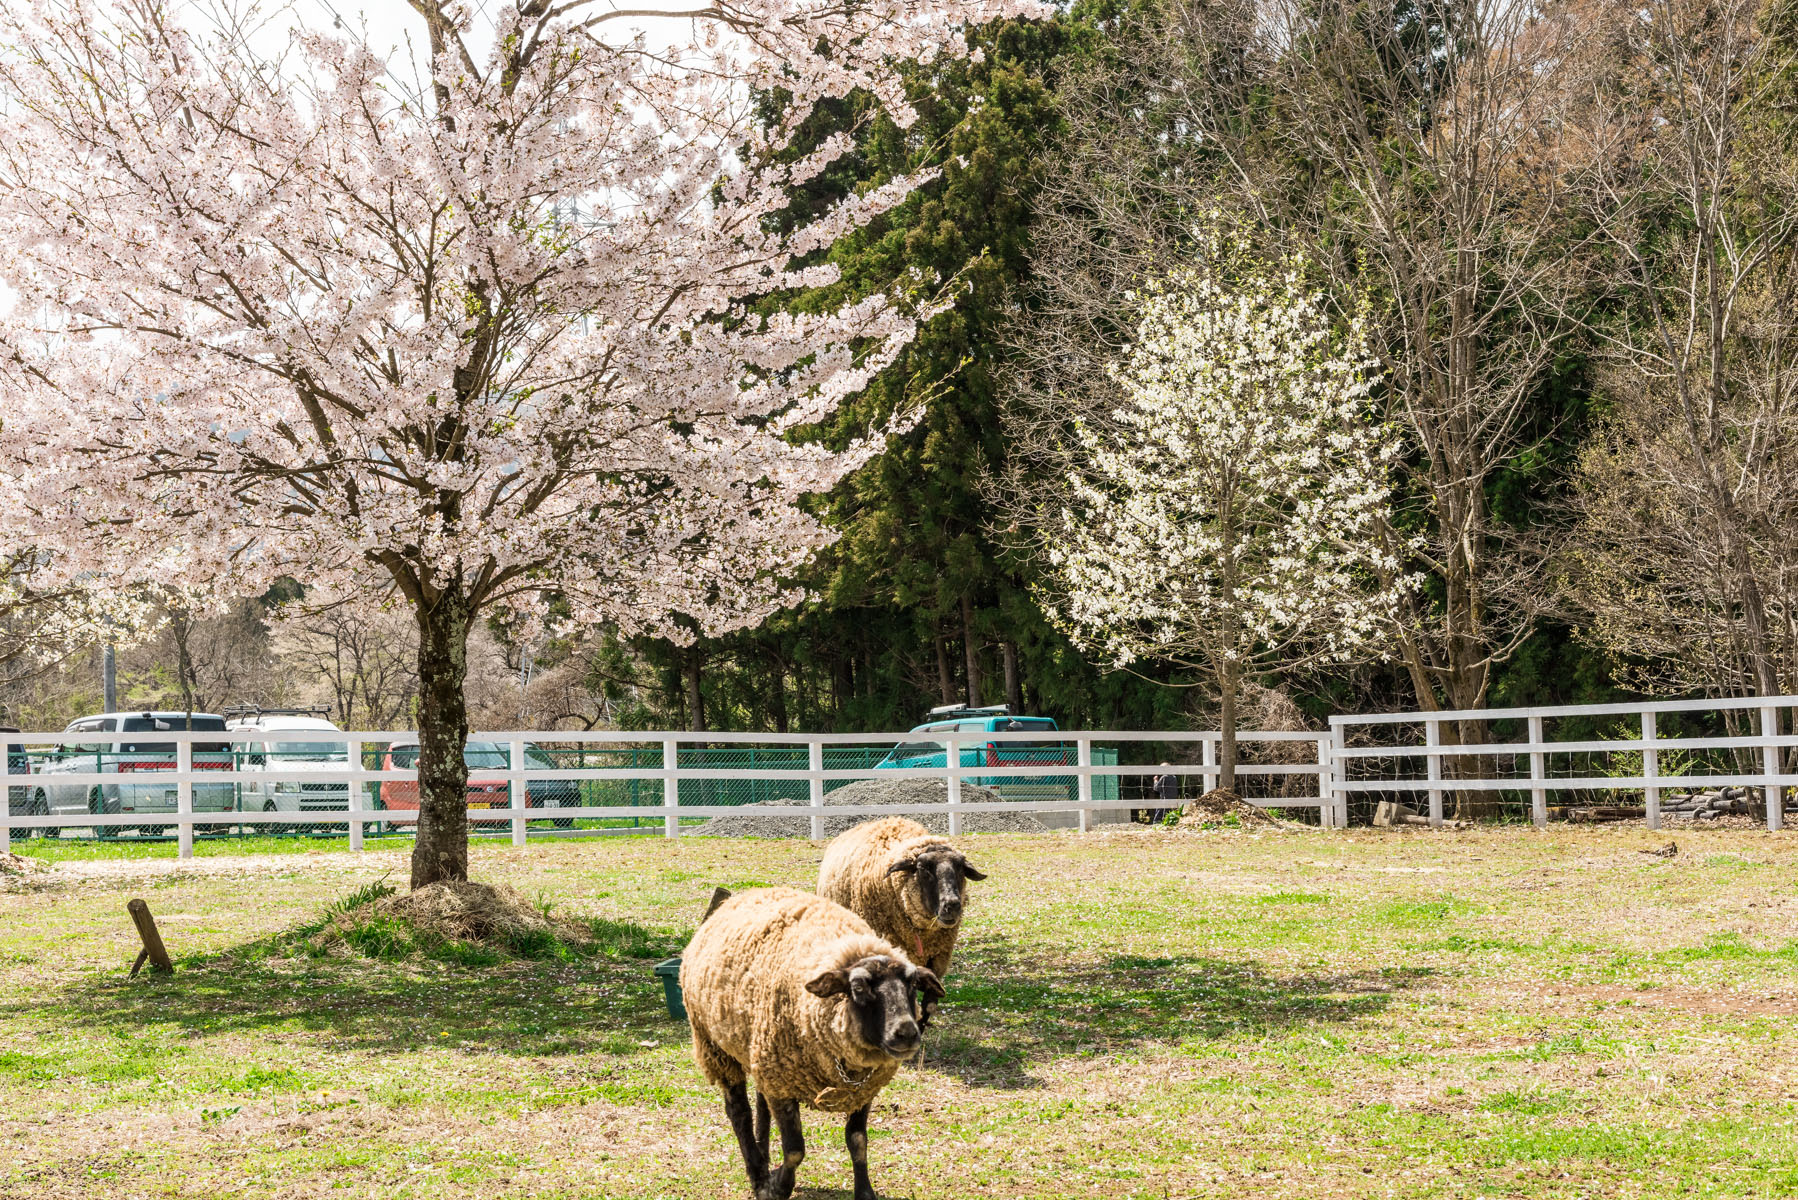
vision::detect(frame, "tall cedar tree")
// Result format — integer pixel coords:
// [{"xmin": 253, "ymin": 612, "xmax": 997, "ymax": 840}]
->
[{"xmin": 638, "ymin": 12, "xmax": 1192, "ymax": 735}]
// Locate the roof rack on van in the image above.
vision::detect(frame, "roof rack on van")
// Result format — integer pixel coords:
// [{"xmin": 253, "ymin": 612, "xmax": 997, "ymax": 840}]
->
[
  {"xmin": 924, "ymin": 704, "xmax": 1012, "ymax": 718},
  {"xmin": 220, "ymin": 704, "xmax": 333, "ymax": 721}
]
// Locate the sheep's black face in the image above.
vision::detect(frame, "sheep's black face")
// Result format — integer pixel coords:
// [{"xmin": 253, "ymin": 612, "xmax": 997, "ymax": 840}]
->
[
  {"xmin": 888, "ymin": 850, "xmax": 987, "ymax": 930},
  {"xmin": 806, "ymin": 955, "xmax": 944, "ymax": 1058}
]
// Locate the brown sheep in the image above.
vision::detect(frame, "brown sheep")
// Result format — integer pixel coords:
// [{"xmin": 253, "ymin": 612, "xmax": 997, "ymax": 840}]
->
[
  {"xmin": 816, "ymin": 817, "xmax": 986, "ymax": 1002},
  {"xmin": 679, "ymin": 887, "xmax": 943, "ymax": 1200}
]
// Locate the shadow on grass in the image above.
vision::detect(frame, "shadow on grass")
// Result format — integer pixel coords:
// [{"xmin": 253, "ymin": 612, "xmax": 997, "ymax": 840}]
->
[
  {"xmin": 6, "ymin": 912, "xmax": 696, "ymax": 1061},
  {"xmin": 925, "ymin": 939, "xmax": 1432, "ymax": 1090}
]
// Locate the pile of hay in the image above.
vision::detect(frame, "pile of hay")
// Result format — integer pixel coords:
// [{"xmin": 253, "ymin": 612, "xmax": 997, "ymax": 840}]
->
[
  {"xmin": 1177, "ymin": 788, "xmax": 1278, "ymax": 829},
  {"xmin": 0, "ymin": 852, "xmax": 46, "ymax": 877},
  {"xmin": 689, "ymin": 778, "xmax": 1047, "ymax": 839},
  {"xmin": 311, "ymin": 880, "xmax": 591, "ymax": 960},
  {"xmin": 376, "ymin": 880, "xmax": 578, "ymax": 944}
]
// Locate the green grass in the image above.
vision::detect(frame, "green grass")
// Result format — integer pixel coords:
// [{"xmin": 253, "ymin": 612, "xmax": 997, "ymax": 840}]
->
[
  {"xmin": 10, "ymin": 820, "xmax": 683, "ymax": 863},
  {"xmin": 4, "ymin": 826, "xmax": 1798, "ymax": 1197}
]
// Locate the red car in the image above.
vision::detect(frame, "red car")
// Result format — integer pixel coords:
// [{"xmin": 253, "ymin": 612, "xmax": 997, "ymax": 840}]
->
[{"xmin": 379, "ymin": 741, "xmax": 511, "ymax": 827}]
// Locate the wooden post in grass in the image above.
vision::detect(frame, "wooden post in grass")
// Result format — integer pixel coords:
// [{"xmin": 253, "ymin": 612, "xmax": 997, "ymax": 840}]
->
[{"xmin": 127, "ymin": 898, "xmax": 173, "ymax": 977}]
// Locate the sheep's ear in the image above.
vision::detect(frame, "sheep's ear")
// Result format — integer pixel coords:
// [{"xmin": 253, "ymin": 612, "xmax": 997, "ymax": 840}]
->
[
  {"xmin": 805, "ymin": 967, "xmax": 851, "ymax": 998},
  {"xmin": 909, "ymin": 966, "xmax": 946, "ymax": 1001},
  {"xmin": 885, "ymin": 857, "xmax": 918, "ymax": 877},
  {"xmin": 957, "ymin": 856, "xmax": 988, "ymax": 882}
]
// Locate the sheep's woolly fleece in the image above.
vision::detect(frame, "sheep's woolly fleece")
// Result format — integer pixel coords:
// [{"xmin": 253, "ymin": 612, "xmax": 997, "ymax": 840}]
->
[
  {"xmin": 688, "ymin": 777, "xmax": 1046, "ymax": 838},
  {"xmin": 817, "ymin": 817, "xmax": 966, "ymax": 978},
  {"xmin": 680, "ymin": 887, "xmax": 912, "ymax": 1113}
]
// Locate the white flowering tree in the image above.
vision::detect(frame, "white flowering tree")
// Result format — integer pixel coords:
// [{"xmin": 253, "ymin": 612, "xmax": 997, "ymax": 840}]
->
[
  {"xmin": 1040, "ymin": 236, "xmax": 1411, "ymax": 792},
  {"xmin": 0, "ymin": 0, "xmax": 1039, "ymax": 885}
]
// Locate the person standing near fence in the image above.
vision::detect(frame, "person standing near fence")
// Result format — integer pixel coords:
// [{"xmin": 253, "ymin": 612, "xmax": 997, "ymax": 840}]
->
[{"xmin": 1149, "ymin": 763, "xmax": 1181, "ymax": 823}]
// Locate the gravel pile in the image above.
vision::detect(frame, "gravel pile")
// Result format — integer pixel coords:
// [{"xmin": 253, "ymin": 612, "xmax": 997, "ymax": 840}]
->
[{"xmin": 689, "ymin": 777, "xmax": 1048, "ymax": 838}]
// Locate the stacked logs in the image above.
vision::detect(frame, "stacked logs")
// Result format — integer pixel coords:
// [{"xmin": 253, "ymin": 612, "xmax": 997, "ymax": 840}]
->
[{"xmin": 1558, "ymin": 786, "xmax": 1756, "ymax": 823}]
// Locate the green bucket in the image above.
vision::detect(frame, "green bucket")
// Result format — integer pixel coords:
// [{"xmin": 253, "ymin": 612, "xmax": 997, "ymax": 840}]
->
[{"xmin": 654, "ymin": 957, "xmax": 686, "ymax": 1021}]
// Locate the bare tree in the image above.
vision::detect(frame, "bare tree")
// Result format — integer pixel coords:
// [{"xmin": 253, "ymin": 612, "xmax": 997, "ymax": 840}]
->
[
  {"xmin": 150, "ymin": 599, "xmax": 286, "ymax": 715},
  {"xmin": 273, "ymin": 605, "xmax": 420, "ymax": 730},
  {"xmin": 1564, "ymin": 0, "xmax": 1798, "ymax": 700}
]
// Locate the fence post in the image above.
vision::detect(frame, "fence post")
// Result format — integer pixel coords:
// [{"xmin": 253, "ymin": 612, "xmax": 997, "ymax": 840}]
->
[
  {"xmin": 509, "ymin": 737, "xmax": 527, "ymax": 848},
  {"xmin": 176, "ymin": 737, "xmax": 194, "ymax": 859},
  {"xmin": 809, "ymin": 739, "xmax": 825, "ymax": 841},
  {"xmin": 1077, "ymin": 736, "xmax": 1093, "ymax": 833},
  {"xmin": 1316, "ymin": 733, "xmax": 1336, "ymax": 829},
  {"xmin": 1425, "ymin": 719, "xmax": 1443, "ymax": 829},
  {"xmin": 0, "ymin": 732, "xmax": 10, "ymax": 856},
  {"xmin": 1641, "ymin": 710, "xmax": 1660, "ymax": 832},
  {"xmin": 663, "ymin": 736, "xmax": 680, "ymax": 840},
  {"xmin": 1202, "ymin": 736, "xmax": 1218, "ymax": 796},
  {"xmin": 347, "ymin": 738, "xmax": 364, "ymax": 851},
  {"xmin": 1528, "ymin": 715, "xmax": 1547, "ymax": 830},
  {"xmin": 945, "ymin": 736, "xmax": 961, "ymax": 837},
  {"xmin": 1762, "ymin": 704, "xmax": 1783, "ymax": 833}
]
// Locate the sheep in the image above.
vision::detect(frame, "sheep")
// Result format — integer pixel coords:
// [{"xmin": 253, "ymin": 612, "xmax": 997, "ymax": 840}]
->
[
  {"xmin": 816, "ymin": 816, "xmax": 987, "ymax": 985},
  {"xmin": 679, "ymin": 886, "xmax": 943, "ymax": 1200}
]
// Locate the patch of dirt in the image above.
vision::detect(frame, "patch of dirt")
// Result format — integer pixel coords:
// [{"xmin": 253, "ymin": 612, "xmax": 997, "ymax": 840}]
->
[
  {"xmin": 1524, "ymin": 981, "xmax": 1795, "ymax": 1017},
  {"xmin": 1176, "ymin": 788, "xmax": 1279, "ymax": 829},
  {"xmin": 46, "ymin": 848, "xmax": 409, "ymax": 887}
]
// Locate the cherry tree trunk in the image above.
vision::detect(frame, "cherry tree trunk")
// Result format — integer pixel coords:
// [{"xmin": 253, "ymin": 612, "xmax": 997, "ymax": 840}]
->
[{"xmin": 410, "ymin": 591, "xmax": 472, "ymax": 890}]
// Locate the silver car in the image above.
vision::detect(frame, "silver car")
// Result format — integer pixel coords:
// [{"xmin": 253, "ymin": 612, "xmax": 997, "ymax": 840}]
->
[{"xmin": 32, "ymin": 712, "xmax": 236, "ymax": 838}]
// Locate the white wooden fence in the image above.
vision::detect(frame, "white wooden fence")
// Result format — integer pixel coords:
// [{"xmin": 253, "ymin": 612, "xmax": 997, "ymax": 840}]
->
[
  {"xmin": 0, "ymin": 728, "xmax": 1341, "ymax": 858},
  {"xmin": 13, "ymin": 696, "xmax": 1786, "ymax": 857},
  {"xmin": 1331, "ymin": 695, "xmax": 1798, "ymax": 831}
]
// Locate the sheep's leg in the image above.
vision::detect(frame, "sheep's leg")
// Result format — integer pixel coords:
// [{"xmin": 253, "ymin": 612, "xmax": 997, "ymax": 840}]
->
[
  {"xmin": 845, "ymin": 1103, "xmax": 875, "ymax": 1200},
  {"xmin": 758, "ymin": 1097, "xmax": 805, "ymax": 1200},
  {"xmin": 754, "ymin": 1088, "xmax": 771, "ymax": 1165},
  {"xmin": 721, "ymin": 1081, "xmax": 767, "ymax": 1192}
]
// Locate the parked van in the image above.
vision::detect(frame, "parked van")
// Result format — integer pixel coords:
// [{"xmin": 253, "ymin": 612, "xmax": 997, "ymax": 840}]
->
[
  {"xmin": 875, "ymin": 705, "xmax": 1070, "ymax": 783},
  {"xmin": 32, "ymin": 712, "xmax": 236, "ymax": 838},
  {"xmin": 223, "ymin": 706, "xmax": 352, "ymax": 830},
  {"xmin": 874, "ymin": 705, "xmax": 1124, "ymax": 828}
]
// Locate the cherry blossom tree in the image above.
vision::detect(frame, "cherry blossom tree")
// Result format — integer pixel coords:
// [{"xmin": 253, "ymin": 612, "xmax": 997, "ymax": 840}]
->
[
  {"xmin": 0, "ymin": 0, "xmax": 1040, "ymax": 886},
  {"xmin": 1038, "ymin": 231, "xmax": 1413, "ymax": 792},
  {"xmin": 0, "ymin": 551, "xmax": 159, "ymax": 688}
]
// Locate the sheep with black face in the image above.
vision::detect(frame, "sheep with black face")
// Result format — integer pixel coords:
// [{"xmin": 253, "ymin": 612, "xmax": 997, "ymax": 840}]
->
[
  {"xmin": 679, "ymin": 887, "xmax": 942, "ymax": 1200},
  {"xmin": 817, "ymin": 816, "xmax": 987, "ymax": 986}
]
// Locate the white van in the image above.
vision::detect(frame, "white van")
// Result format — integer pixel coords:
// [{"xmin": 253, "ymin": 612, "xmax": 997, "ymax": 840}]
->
[{"xmin": 223, "ymin": 707, "xmax": 353, "ymax": 828}]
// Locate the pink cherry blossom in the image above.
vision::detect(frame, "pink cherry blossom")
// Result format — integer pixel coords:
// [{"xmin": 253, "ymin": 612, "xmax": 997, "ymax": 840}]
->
[{"xmin": 0, "ymin": 0, "xmax": 1044, "ymax": 884}]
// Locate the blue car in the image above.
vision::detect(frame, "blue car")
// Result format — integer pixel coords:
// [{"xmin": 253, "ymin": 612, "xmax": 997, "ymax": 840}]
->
[{"xmin": 876, "ymin": 706, "xmax": 1072, "ymax": 788}]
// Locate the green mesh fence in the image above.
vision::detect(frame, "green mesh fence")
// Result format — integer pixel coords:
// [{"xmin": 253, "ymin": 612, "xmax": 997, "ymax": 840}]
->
[{"xmin": 9, "ymin": 742, "xmax": 1121, "ymax": 840}]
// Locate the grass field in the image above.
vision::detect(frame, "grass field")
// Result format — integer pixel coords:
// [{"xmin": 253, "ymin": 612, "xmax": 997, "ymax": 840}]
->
[{"xmin": 3, "ymin": 825, "xmax": 1798, "ymax": 1199}]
